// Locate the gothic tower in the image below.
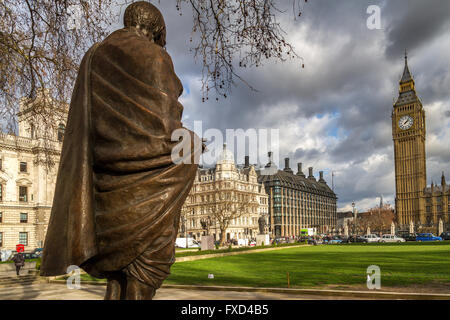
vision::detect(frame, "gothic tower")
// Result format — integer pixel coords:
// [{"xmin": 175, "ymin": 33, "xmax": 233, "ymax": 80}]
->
[{"xmin": 392, "ymin": 53, "xmax": 427, "ymax": 227}]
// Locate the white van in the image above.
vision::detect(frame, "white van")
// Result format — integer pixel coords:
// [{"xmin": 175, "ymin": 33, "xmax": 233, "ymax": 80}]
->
[
  {"xmin": 175, "ymin": 238, "xmax": 200, "ymax": 248},
  {"xmin": 362, "ymin": 234, "xmax": 381, "ymax": 243}
]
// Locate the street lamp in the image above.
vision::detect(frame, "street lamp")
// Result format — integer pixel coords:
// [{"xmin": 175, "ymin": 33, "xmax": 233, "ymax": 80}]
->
[
  {"xmin": 352, "ymin": 201, "xmax": 356, "ymax": 236},
  {"xmin": 182, "ymin": 215, "xmax": 188, "ymax": 248}
]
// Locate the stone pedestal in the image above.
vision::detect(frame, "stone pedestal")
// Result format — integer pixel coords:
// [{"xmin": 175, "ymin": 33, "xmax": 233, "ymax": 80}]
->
[
  {"xmin": 256, "ymin": 234, "xmax": 270, "ymax": 246},
  {"xmin": 201, "ymin": 235, "xmax": 215, "ymax": 251}
]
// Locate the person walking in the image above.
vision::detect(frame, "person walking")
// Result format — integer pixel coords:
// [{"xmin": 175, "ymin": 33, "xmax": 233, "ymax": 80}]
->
[{"xmin": 12, "ymin": 252, "xmax": 25, "ymax": 276}]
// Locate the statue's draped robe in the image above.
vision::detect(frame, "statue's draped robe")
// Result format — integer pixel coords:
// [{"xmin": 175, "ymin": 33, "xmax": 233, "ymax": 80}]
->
[{"xmin": 40, "ymin": 29, "xmax": 199, "ymax": 289}]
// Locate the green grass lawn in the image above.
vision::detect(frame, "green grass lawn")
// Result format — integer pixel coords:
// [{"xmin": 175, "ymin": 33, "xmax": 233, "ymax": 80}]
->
[{"xmin": 166, "ymin": 242, "xmax": 450, "ymax": 289}]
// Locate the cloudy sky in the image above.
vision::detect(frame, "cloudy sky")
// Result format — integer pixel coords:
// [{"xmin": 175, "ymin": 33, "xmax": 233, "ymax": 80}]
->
[{"xmin": 116, "ymin": 1, "xmax": 450, "ymax": 211}]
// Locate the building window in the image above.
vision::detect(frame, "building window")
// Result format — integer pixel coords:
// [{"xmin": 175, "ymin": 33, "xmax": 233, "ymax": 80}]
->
[
  {"xmin": 0, "ymin": 212, "xmax": 2, "ymax": 223},
  {"xmin": 0, "ymin": 159, "xmax": 2, "ymax": 170},
  {"xmin": 19, "ymin": 186, "xmax": 27, "ymax": 202},
  {"xmin": 58, "ymin": 123, "xmax": 65, "ymax": 142},
  {"xmin": 0, "ymin": 184, "xmax": 2, "ymax": 202},
  {"xmin": 30, "ymin": 124, "xmax": 35, "ymax": 139},
  {"xmin": 19, "ymin": 232, "xmax": 28, "ymax": 246},
  {"xmin": 20, "ymin": 213, "xmax": 28, "ymax": 223},
  {"xmin": 19, "ymin": 162, "xmax": 27, "ymax": 173},
  {"xmin": 0, "ymin": 232, "xmax": 2, "ymax": 247}
]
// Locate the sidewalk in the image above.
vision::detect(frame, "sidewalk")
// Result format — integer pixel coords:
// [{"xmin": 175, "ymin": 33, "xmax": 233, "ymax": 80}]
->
[{"xmin": 47, "ymin": 279, "xmax": 450, "ymax": 300}]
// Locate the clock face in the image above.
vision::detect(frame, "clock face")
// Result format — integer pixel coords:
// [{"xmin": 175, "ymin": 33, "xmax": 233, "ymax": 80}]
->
[{"xmin": 398, "ymin": 115, "xmax": 413, "ymax": 130}]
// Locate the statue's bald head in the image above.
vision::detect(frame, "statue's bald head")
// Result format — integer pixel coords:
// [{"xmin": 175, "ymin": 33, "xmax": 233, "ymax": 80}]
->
[{"xmin": 124, "ymin": 1, "xmax": 166, "ymax": 47}]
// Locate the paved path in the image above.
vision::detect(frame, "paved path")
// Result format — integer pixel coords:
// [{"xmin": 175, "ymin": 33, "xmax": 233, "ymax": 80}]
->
[{"xmin": 0, "ymin": 283, "xmax": 369, "ymax": 300}]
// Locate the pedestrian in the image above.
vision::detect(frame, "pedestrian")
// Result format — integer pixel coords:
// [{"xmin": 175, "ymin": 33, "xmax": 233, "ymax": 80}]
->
[{"xmin": 12, "ymin": 252, "xmax": 25, "ymax": 276}]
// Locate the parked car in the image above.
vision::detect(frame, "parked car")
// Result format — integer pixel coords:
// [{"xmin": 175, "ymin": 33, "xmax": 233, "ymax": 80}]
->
[
  {"xmin": 344, "ymin": 236, "xmax": 368, "ymax": 243},
  {"xmin": 440, "ymin": 232, "xmax": 450, "ymax": 240},
  {"xmin": 274, "ymin": 237, "xmax": 288, "ymax": 244},
  {"xmin": 22, "ymin": 252, "xmax": 40, "ymax": 260},
  {"xmin": 249, "ymin": 240, "xmax": 256, "ymax": 247},
  {"xmin": 396, "ymin": 231, "xmax": 417, "ymax": 241},
  {"xmin": 362, "ymin": 234, "xmax": 381, "ymax": 243},
  {"xmin": 416, "ymin": 233, "xmax": 443, "ymax": 242},
  {"xmin": 326, "ymin": 236, "xmax": 343, "ymax": 244},
  {"xmin": 404, "ymin": 233, "xmax": 417, "ymax": 241},
  {"xmin": 379, "ymin": 234, "xmax": 405, "ymax": 243}
]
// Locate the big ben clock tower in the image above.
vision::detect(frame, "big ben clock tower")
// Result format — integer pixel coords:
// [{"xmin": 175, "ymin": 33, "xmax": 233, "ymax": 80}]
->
[{"xmin": 392, "ymin": 53, "xmax": 427, "ymax": 228}]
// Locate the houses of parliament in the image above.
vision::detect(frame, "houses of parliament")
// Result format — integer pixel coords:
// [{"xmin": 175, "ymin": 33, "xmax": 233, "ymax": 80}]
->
[{"xmin": 392, "ymin": 53, "xmax": 449, "ymax": 231}]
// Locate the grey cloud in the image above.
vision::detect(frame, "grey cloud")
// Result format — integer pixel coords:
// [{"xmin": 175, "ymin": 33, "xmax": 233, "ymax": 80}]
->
[
  {"xmin": 121, "ymin": 1, "xmax": 450, "ymax": 210},
  {"xmin": 384, "ymin": 0, "xmax": 450, "ymax": 59}
]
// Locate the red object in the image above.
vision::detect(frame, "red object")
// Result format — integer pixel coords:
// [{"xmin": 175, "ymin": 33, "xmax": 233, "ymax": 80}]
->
[{"xmin": 16, "ymin": 244, "xmax": 25, "ymax": 253}]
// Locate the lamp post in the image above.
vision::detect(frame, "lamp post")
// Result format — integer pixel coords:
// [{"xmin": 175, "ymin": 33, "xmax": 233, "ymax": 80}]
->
[
  {"xmin": 183, "ymin": 215, "xmax": 188, "ymax": 249},
  {"xmin": 352, "ymin": 201, "xmax": 356, "ymax": 237}
]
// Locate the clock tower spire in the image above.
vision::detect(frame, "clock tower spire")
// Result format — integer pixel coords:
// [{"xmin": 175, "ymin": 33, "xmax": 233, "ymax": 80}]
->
[{"xmin": 392, "ymin": 53, "xmax": 427, "ymax": 229}]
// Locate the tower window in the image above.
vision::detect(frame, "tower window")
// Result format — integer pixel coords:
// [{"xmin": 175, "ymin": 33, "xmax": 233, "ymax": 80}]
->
[
  {"xmin": 0, "ymin": 185, "xmax": 2, "ymax": 202},
  {"xmin": 58, "ymin": 123, "xmax": 65, "ymax": 142}
]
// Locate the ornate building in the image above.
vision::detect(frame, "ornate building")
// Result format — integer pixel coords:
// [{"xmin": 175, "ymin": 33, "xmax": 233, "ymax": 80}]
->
[
  {"xmin": 257, "ymin": 155, "xmax": 337, "ymax": 237},
  {"xmin": 0, "ymin": 90, "xmax": 67, "ymax": 250},
  {"xmin": 392, "ymin": 54, "xmax": 448, "ymax": 231},
  {"xmin": 179, "ymin": 145, "xmax": 269, "ymax": 242},
  {"xmin": 422, "ymin": 174, "xmax": 449, "ymax": 229}
]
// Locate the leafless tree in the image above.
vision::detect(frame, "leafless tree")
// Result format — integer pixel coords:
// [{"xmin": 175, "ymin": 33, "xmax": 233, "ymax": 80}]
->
[
  {"xmin": 358, "ymin": 204, "xmax": 396, "ymax": 235},
  {"xmin": 211, "ymin": 191, "xmax": 253, "ymax": 246},
  {"xmin": 1, "ymin": 0, "xmax": 307, "ymax": 133}
]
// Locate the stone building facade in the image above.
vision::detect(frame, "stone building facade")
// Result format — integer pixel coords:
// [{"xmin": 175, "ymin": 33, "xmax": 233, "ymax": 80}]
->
[
  {"xmin": 422, "ymin": 174, "xmax": 449, "ymax": 230},
  {"xmin": 0, "ymin": 91, "xmax": 67, "ymax": 250},
  {"xmin": 179, "ymin": 145, "xmax": 269, "ymax": 242},
  {"xmin": 258, "ymin": 155, "xmax": 338, "ymax": 237}
]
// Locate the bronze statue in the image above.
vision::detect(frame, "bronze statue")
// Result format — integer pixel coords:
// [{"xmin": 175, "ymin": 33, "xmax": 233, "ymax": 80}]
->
[
  {"xmin": 40, "ymin": 2, "xmax": 200, "ymax": 300},
  {"xmin": 258, "ymin": 215, "xmax": 267, "ymax": 235}
]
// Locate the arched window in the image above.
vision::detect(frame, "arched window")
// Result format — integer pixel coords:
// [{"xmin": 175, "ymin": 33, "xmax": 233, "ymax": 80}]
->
[{"xmin": 57, "ymin": 123, "xmax": 65, "ymax": 142}]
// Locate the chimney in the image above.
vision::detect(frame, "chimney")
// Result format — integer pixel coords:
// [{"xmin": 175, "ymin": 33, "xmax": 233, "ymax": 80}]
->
[
  {"xmin": 244, "ymin": 156, "xmax": 249, "ymax": 168},
  {"xmin": 283, "ymin": 158, "xmax": 293, "ymax": 174},
  {"xmin": 296, "ymin": 163, "xmax": 306, "ymax": 177},
  {"xmin": 308, "ymin": 167, "xmax": 316, "ymax": 181},
  {"xmin": 319, "ymin": 171, "xmax": 326, "ymax": 183}
]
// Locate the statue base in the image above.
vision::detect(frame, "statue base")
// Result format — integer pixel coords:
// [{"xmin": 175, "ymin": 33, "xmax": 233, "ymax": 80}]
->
[
  {"xmin": 200, "ymin": 235, "xmax": 215, "ymax": 251},
  {"xmin": 256, "ymin": 234, "xmax": 270, "ymax": 246}
]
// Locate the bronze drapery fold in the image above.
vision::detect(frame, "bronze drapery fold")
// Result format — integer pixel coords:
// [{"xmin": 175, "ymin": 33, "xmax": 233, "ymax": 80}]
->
[{"xmin": 40, "ymin": 28, "xmax": 199, "ymax": 290}]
